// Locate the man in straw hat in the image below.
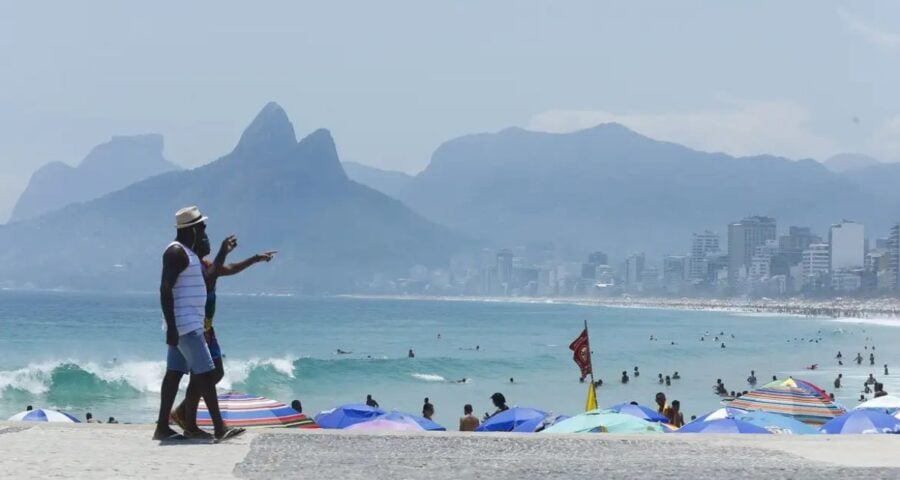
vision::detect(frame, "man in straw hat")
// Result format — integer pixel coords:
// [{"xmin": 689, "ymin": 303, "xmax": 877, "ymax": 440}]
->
[{"xmin": 153, "ymin": 206, "xmax": 244, "ymax": 441}]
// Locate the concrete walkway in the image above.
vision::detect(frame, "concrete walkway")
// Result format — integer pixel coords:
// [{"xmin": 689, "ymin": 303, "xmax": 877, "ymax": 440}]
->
[{"xmin": 3, "ymin": 422, "xmax": 900, "ymax": 479}]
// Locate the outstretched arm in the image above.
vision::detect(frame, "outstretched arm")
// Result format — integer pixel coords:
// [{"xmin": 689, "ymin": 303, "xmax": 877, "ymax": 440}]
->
[{"xmin": 218, "ymin": 251, "xmax": 277, "ymax": 277}]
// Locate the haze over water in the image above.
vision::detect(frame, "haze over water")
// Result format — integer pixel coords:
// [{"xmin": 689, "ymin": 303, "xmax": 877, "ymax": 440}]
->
[{"xmin": 1, "ymin": 291, "xmax": 898, "ymax": 426}]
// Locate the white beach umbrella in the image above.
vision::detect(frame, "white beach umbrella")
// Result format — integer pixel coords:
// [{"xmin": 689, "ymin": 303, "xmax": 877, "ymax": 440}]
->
[
  {"xmin": 7, "ymin": 409, "xmax": 80, "ymax": 423},
  {"xmin": 855, "ymin": 396, "xmax": 900, "ymax": 411}
]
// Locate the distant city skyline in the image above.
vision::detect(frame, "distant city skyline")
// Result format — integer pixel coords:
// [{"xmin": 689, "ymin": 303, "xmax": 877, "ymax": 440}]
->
[{"xmin": 1, "ymin": 1, "xmax": 899, "ymax": 222}]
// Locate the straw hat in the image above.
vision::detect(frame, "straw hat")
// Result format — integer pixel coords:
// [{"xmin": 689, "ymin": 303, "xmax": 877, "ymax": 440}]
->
[{"xmin": 175, "ymin": 206, "xmax": 208, "ymax": 229}]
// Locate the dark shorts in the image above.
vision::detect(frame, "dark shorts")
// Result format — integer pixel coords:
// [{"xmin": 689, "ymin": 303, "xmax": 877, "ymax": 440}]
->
[{"xmin": 205, "ymin": 327, "xmax": 222, "ymax": 360}]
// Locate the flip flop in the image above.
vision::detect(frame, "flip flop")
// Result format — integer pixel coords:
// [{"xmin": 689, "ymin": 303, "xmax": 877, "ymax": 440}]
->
[
  {"xmin": 183, "ymin": 429, "xmax": 214, "ymax": 440},
  {"xmin": 214, "ymin": 427, "xmax": 246, "ymax": 443},
  {"xmin": 154, "ymin": 431, "xmax": 187, "ymax": 441}
]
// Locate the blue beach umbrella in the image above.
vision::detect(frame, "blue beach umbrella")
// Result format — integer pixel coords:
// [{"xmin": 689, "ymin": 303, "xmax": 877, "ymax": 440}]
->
[
  {"xmin": 676, "ymin": 418, "xmax": 771, "ymax": 434},
  {"xmin": 737, "ymin": 411, "xmax": 819, "ymax": 435},
  {"xmin": 820, "ymin": 410, "xmax": 900, "ymax": 434},
  {"xmin": 476, "ymin": 407, "xmax": 547, "ymax": 432},
  {"xmin": 692, "ymin": 407, "xmax": 749, "ymax": 423},
  {"xmin": 376, "ymin": 411, "xmax": 446, "ymax": 431},
  {"xmin": 607, "ymin": 403, "xmax": 668, "ymax": 422},
  {"xmin": 511, "ymin": 416, "xmax": 544, "ymax": 433},
  {"xmin": 315, "ymin": 404, "xmax": 385, "ymax": 429},
  {"xmin": 8, "ymin": 409, "xmax": 80, "ymax": 423}
]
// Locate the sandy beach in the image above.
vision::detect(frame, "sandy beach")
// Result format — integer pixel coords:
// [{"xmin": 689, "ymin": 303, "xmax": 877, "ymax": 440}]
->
[{"xmin": 4, "ymin": 422, "xmax": 900, "ymax": 479}]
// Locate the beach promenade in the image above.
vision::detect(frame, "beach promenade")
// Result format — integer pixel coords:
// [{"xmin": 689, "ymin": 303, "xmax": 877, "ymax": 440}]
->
[{"xmin": 4, "ymin": 422, "xmax": 900, "ymax": 479}]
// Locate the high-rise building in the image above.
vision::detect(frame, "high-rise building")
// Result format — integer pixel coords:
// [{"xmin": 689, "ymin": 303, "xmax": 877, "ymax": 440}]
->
[
  {"xmin": 663, "ymin": 255, "xmax": 688, "ymax": 293},
  {"xmin": 890, "ymin": 223, "xmax": 900, "ymax": 291},
  {"xmin": 587, "ymin": 251, "xmax": 608, "ymax": 266},
  {"xmin": 690, "ymin": 231, "xmax": 720, "ymax": 281},
  {"xmin": 625, "ymin": 253, "xmax": 645, "ymax": 292},
  {"xmin": 728, "ymin": 216, "xmax": 776, "ymax": 287},
  {"xmin": 581, "ymin": 251, "xmax": 608, "ymax": 280},
  {"xmin": 829, "ymin": 221, "xmax": 865, "ymax": 272},
  {"xmin": 496, "ymin": 250, "xmax": 513, "ymax": 293},
  {"xmin": 802, "ymin": 243, "xmax": 830, "ymax": 289},
  {"xmin": 778, "ymin": 226, "xmax": 821, "ymax": 265}
]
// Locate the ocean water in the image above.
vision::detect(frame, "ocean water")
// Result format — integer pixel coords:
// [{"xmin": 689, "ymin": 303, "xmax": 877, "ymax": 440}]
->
[{"xmin": 2, "ymin": 290, "xmax": 899, "ymax": 427}]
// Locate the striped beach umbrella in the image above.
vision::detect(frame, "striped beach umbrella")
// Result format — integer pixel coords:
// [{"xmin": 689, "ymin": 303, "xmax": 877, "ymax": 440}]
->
[
  {"xmin": 8, "ymin": 409, "xmax": 80, "ymax": 423},
  {"xmin": 197, "ymin": 392, "xmax": 318, "ymax": 429},
  {"xmin": 729, "ymin": 378, "xmax": 845, "ymax": 425}
]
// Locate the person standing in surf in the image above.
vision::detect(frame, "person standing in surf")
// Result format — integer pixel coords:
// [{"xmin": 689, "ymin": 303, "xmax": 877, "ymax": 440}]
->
[
  {"xmin": 153, "ymin": 206, "xmax": 242, "ymax": 441},
  {"xmin": 171, "ymin": 233, "xmax": 276, "ymax": 431}
]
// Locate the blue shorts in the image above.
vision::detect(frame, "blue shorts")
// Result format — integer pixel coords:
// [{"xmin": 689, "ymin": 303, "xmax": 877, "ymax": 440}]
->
[{"xmin": 167, "ymin": 329, "xmax": 215, "ymax": 374}]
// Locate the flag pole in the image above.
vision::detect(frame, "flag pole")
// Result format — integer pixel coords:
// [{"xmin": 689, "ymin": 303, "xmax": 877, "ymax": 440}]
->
[{"xmin": 584, "ymin": 319, "xmax": 597, "ymax": 402}]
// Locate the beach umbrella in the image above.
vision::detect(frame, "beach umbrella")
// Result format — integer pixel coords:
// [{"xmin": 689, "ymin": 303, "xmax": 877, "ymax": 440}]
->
[
  {"xmin": 854, "ymin": 395, "xmax": 900, "ymax": 412},
  {"xmin": 542, "ymin": 410, "xmax": 664, "ymax": 434},
  {"xmin": 315, "ymin": 403, "xmax": 385, "ymax": 429},
  {"xmin": 376, "ymin": 411, "xmax": 446, "ymax": 431},
  {"xmin": 512, "ymin": 414, "xmax": 571, "ymax": 433},
  {"xmin": 476, "ymin": 407, "xmax": 547, "ymax": 432},
  {"xmin": 676, "ymin": 418, "xmax": 771, "ymax": 434},
  {"xmin": 820, "ymin": 410, "xmax": 900, "ymax": 434},
  {"xmin": 7, "ymin": 409, "xmax": 80, "ymax": 423},
  {"xmin": 729, "ymin": 378, "xmax": 845, "ymax": 425},
  {"xmin": 197, "ymin": 392, "xmax": 318, "ymax": 429},
  {"xmin": 511, "ymin": 416, "xmax": 545, "ymax": 433},
  {"xmin": 606, "ymin": 403, "xmax": 668, "ymax": 422},
  {"xmin": 345, "ymin": 418, "xmax": 424, "ymax": 432},
  {"xmin": 692, "ymin": 407, "xmax": 748, "ymax": 423},
  {"xmin": 737, "ymin": 411, "xmax": 819, "ymax": 435}
]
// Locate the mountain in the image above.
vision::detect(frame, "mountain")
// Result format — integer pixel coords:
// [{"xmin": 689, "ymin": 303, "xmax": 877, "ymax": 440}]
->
[
  {"xmin": 823, "ymin": 153, "xmax": 881, "ymax": 173},
  {"xmin": 10, "ymin": 134, "xmax": 180, "ymax": 222},
  {"xmin": 342, "ymin": 161, "xmax": 414, "ymax": 199},
  {"xmin": 397, "ymin": 124, "xmax": 896, "ymax": 258},
  {"xmin": 0, "ymin": 103, "xmax": 464, "ymax": 292}
]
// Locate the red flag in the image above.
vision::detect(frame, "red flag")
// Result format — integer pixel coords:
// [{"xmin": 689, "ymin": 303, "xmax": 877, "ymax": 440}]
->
[{"xmin": 569, "ymin": 328, "xmax": 592, "ymax": 379}]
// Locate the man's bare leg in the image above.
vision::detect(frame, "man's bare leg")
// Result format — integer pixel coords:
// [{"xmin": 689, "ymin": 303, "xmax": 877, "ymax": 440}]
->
[{"xmin": 152, "ymin": 370, "xmax": 184, "ymax": 440}]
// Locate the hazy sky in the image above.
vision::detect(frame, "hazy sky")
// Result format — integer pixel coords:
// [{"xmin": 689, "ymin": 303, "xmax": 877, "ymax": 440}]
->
[{"xmin": 1, "ymin": 1, "xmax": 898, "ymax": 222}]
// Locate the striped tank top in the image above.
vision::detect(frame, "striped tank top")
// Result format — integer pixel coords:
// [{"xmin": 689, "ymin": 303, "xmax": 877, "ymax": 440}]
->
[{"xmin": 170, "ymin": 241, "xmax": 206, "ymax": 335}]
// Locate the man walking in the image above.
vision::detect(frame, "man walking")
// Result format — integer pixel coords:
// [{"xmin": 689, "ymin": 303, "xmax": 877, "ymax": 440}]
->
[
  {"xmin": 171, "ymin": 233, "xmax": 276, "ymax": 431},
  {"xmin": 152, "ymin": 206, "xmax": 242, "ymax": 441}
]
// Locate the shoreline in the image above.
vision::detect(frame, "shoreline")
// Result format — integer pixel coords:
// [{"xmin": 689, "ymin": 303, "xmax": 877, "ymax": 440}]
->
[{"xmin": 338, "ymin": 294, "xmax": 900, "ymax": 323}]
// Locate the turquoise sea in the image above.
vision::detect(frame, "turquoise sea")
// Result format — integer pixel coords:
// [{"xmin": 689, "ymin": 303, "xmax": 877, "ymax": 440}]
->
[{"xmin": 1, "ymin": 291, "xmax": 899, "ymax": 427}]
